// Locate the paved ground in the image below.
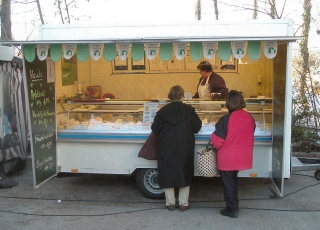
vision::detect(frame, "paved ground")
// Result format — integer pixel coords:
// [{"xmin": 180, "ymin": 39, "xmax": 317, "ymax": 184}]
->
[{"xmin": 1, "ymin": 157, "xmax": 320, "ymax": 230}]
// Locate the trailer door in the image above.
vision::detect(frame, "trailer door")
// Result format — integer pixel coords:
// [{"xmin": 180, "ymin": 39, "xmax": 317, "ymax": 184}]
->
[{"xmin": 270, "ymin": 42, "xmax": 291, "ymax": 197}]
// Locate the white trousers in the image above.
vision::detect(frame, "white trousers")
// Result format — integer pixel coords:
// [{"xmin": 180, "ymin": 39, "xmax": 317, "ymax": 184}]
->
[{"xmin": 164, "ymin": 186, "xmax": 190, "ymax": 206}]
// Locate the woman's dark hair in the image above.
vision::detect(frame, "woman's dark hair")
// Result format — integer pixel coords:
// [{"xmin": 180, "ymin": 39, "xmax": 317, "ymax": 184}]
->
[
  {"xmin": 168, "ymin": 85, "xmax": 184, "ymax": 100},
  {"xmin": 197, "ymin": 60, "xmax": 213, "ymax": 72},
  {"xmin": 225, "ymin": 90, "xmax": 246, "ymax": 112}
]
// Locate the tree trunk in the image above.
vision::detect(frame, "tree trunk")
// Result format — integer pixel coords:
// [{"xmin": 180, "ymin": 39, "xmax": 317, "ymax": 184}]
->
[
  {"xmin": 1, "ymin": 0, "xmax": 12, "ymax": 40},
  {"xmin": 64, "ymin": 0, "xmax": 71, "ymax": 23},
  {"xmin": 195, "ymin": 0, "xmax": 201, "ymax": 20},
  {"xmin": 300, "ymin": 0, "xmax": 318, "ymax": 130},
  {"xmin": 213, "ymin": 0, "xmax": 218, "ymax": 20},
  {"xmin": 253, "ymin": 0, "xmax": 258, "ymax": 19},
  {"xmin": 269, "ymin": 0, "xmax": 276, "ymax": 19},
  {"xmin": 36, "ymin": 0, "xmax": 45, "ymax": 25},
  {"xmin": 57, "ymin": 0, "xmax": 65, "ymax": 24},
  {"xmin": 299, "ymin": 0, "xmax": 311, "ymax": 102}
]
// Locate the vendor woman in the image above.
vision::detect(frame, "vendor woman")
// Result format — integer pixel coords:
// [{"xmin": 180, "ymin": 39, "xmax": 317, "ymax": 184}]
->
[{"xmin": 193, "ymin": 61, "xmax": 228, "ymax": 99}]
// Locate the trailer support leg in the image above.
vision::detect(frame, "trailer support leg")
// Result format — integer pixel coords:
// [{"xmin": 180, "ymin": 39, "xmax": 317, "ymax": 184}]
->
[{"xmin": 264, "ymin": 179, "xmax": 280, "ymax": 199}]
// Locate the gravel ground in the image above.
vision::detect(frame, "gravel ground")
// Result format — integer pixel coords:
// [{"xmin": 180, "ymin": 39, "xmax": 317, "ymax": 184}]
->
[{"xmin": 1, "ymin": 158, "xmax": 320, "ymax": 230}]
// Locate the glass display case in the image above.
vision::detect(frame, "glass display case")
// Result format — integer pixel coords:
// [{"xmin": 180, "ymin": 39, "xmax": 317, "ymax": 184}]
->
[{"xmin": 57, "ymin": 99, "xmax": 272, "ymax": 139}]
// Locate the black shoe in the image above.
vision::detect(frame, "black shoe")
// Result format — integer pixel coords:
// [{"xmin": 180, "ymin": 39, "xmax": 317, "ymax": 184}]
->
[
  {"xmin": 165, "ymin": 204, "xmax": 175, "ymax": 211},
  {"xmin": 220, "ymin": 208, "xmax": 239, "ymax": 218}
]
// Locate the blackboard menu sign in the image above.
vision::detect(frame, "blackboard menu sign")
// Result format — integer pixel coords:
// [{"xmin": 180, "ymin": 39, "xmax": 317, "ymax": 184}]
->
[{"xmin": 24, "ymin": 56, "xmax": 57, "ymax": 187}]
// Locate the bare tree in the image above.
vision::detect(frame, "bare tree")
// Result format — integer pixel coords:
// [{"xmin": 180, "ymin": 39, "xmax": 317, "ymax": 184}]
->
[
  {"xmin": 54, "ymin": 0, "xmax": 82, "ymax": 24},
  {"xmin": 291, "ymin": 0, "xmax": 320, "ymax": 151},
  {"xmin": 297, "ymin": 0, "xmax": 319, "ymax": 131},
  {"xmin": 55, "ymin": 0, "xmax": 73, "ymax": 24},
  {"xmin": 219, "ymin": 0, "xmax": 287, "ymax": 19},
  {"xmin": 195, "ymin": 0, "xmax": 218, "ymax": 20},
  {"xmin": 1, "ymin": 0, "xmax": 12, "ymax": 40}
]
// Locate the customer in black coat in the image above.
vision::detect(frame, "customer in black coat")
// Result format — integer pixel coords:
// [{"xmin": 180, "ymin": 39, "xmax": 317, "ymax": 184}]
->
[{"xmin": 151, "ymin": 85, "xmax": 202, "ymax": 211}]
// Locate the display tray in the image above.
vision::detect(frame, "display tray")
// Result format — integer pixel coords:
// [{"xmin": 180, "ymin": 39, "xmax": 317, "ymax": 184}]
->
[
  {"xmin": 245, "ymin": 98, "xmax": 272, "ymax": 103},
  {"xmin": 71, "ymin": 98, "xmax": 107, "ymax": 102}
]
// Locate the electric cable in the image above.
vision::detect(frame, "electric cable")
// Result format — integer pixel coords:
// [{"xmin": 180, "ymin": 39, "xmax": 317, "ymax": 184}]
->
[{"xmin": 0, "ymin": 173, "xmax": 319, "ymax": 217}]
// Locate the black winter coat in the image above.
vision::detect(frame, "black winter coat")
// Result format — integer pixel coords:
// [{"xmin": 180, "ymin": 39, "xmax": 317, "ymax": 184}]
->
[{"xmin": 151, "ymin": 101, "xmax": 202, "ymax": 188}]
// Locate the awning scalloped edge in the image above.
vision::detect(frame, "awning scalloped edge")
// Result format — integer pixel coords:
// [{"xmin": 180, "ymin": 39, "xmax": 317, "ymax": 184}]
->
[{"xmin": 22, "ymin": 41, "xmax": 280, "ymax": 63}]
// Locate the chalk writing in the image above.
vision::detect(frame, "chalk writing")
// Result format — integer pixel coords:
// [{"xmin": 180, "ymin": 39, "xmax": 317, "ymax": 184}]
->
[
  {"xmin": 36, "ymin": 156, "xmax": 54, "ymax": 169},
  {"xmin": 44, "ymin": 162, "xmax": 54, "ymax": 171},
  {"xmin": 33, "ymin": 98, "xmax": 51, "ymax": 108},
  {"xmin": 46, "ymin": 141, "xmax": 53, "ymax": 149},
  {"xmin": 30, "ymin": 90, "xmax": 46, "ymax": 100},
  {"xmin": 32, "ymin": 110, "xmax": 55, "ymax": 118},
  {"xmin": 34, "ymin": 132, "xmax": 54, "ymax": 144},
  {"xmin": 38, "ymin": 119, "xmax": 48, "ymax": 128},
  {"xmin": 40, "ymin": 141, "xmax": 53, "ymax": 150},
  {"xmin": 43, "ymin": 97, "xmax": 50, "ymax": 105},
  {"xmin": 36, "ymin": 100, "xmax": 42, "ymax": 107},
  {"xmin": 30, "ymin": 69, "xmax": 43, "ymax": 80}
]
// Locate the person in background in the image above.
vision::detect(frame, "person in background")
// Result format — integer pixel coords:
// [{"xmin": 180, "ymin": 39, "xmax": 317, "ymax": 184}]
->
[
  {"xmin": 211, "ymin": 90, "xmax": 255, "ymax": 218},
  {"xmin": 151, "ymin": 85, "xmax": 202, "ymax": 211},
  {"xmin": 193, "ymin": 60, "xmax": 228, "ymax": 99}
]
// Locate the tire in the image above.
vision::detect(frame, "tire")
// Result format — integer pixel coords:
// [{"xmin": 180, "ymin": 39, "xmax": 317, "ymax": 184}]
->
[
  {"xmin": 135, "ymin": 168, "xmax": 165, "ymax": 199},
  {"xmin": 315, "ymin": 170, "xmax": 320, "ymax": 180}
]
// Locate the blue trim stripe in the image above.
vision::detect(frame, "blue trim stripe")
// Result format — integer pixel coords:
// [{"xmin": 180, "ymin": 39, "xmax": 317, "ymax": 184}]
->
[
  {"xmin": 195, "ymin": 136, "xmax": 211, "ymax": 141},
  {"xmin": 254, "ymin": 136, "xmax": 273, "ymax": 142},
  {"xmin": 57, "ymin": 133, "xmax": 272, "ymax": 142}
]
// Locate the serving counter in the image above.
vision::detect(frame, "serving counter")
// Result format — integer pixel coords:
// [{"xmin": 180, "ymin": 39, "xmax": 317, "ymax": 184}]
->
[{"xmin": 55, "ymin": 99, "xmax": 272, "ymax": 198}]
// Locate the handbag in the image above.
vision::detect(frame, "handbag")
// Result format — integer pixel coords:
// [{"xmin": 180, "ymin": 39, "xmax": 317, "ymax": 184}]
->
[
  {"xmin": 197, "ymin": 140, "xmax": 218, "ymax": 177},
  {"xmin": 138, "ymin": 131, "xmax": 158, "ymax": 160}
]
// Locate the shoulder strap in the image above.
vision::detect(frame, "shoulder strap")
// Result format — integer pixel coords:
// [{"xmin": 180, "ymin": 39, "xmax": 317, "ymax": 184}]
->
[
  {"xmin": 205, "ymin": 76, "xmax": 210, "ymax": 84},
  {"xmin": 206, "ymin": 140, "xmax": 213, "ymax": 149}
]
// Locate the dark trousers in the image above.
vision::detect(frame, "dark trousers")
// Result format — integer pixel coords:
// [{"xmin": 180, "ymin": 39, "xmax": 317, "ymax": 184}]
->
[{"xmin": 219, "ymin": 170, "xmax": 239, "ymax": 212}]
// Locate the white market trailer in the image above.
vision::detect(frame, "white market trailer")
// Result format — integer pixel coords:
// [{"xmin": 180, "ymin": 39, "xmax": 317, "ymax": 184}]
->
[{"xmin": 2, "ymin": 19, "xmax": 300, "ymax": 198}]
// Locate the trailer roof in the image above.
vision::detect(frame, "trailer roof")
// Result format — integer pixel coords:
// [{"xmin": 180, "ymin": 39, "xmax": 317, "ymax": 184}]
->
[
  {"xmin": 0, "ymin": 19, "xmax": 301, "ymax": 45},
  {"xmin": 0, "ymin": 36, "xmax": 301, "ymax": 45}
]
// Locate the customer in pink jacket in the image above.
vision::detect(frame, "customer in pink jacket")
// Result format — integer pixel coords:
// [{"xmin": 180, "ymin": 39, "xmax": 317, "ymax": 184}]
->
[{"xmin": 211, "ymin": 90, "xmax": 255, "ymax": 218}]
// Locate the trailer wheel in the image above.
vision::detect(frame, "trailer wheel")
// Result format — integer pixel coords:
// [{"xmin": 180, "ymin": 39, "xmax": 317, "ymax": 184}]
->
[
  {"xmin": 135, "ymin": 168, "xmax": 165, "ymax": 199},
  {"xmin": 315, "ymin": 170, "xmax": 320, "ymax": 180}
]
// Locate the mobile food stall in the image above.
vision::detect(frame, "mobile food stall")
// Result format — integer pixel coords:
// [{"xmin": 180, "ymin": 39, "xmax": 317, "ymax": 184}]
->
[{"xmin": 2, "ymin": 19, "xmax": 300, "ymax": 198}]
